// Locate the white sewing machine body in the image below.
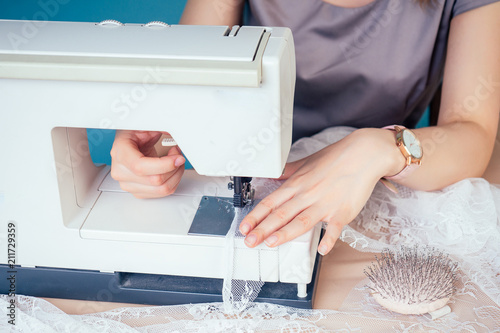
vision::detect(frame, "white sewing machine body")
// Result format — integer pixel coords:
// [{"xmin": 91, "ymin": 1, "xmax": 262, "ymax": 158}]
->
[{"xmin": 0, "ymin": 20, "xmax": 321, "ymax": 304}]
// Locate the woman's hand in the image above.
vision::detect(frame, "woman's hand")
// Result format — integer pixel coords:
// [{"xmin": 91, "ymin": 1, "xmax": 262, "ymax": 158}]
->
[
  {"xmin": 110, "ymin": 130, "xmax": 186, "ymax": 199},
  {"xmin": 238, "ymin": 128, "xmax": 405, "ymax": 256}
]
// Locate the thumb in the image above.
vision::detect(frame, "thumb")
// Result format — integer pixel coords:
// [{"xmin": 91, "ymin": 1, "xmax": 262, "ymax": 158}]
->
[
  {"xmin": 167, "ymin": 146, "xmax": 182, "ymax": 156},
  {"xmin": 165, "ymin": 146, "xmax": 185, "ymax": 168}
]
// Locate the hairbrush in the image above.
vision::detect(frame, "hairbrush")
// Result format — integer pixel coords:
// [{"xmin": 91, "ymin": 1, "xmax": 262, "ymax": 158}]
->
[{"xmin": 364, "ymin": 245, "xmax": 458, "ymax": 317}]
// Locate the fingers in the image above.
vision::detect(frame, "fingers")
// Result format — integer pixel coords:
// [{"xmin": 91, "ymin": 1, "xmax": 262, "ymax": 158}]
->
[
  {"xmin": 239, "ymin": 188, "xmax": 296, "ymax": 236},
  {"xmin": 167, "ymin": 145, "xmax": 181, "ymax": 156},
  {"xmin": 236, "ymin": 134, "xmax": 379, "ymax": 256},
  {"xmin": 242, "ymin": 201, "xmax": 346, "ymax": 256},
  {"xmin": 241, "ymin": 200, "xmax": 305, "ymax": 248},
  {"xmin": 116, "ymin": 142, "xmax": 185, "ymax": 176},
  {"xmin": 110, "ymin": 130, "xmax": 186, "ymax": 198},
  {"xmin": 114, "ymin": 164, "xmax": 176, "ymax": 187},
  {"xmin": 111, "ymin": 154, "xmax": 184, "ymax": 183},
  {"xmin": 119, "ymin": 166, "xmax": 185, "ymax": 199},
  {"xmin": 112, "ymin": 131, "xmax": 184, "ymax": 176},
  {"xmin": 114, "ymin": 130, "xmax": 163, "ymax": 157},
  {"xmin": 239, "ymin": 181, "xmax": 350, "ymax": 255},
  {"xmin": 317, "ymin": 220, "xmax": 343, "ymax": 256},
  {"xmin": 259, "ymin": 206, "xmax": 324, "ymax": 248}
]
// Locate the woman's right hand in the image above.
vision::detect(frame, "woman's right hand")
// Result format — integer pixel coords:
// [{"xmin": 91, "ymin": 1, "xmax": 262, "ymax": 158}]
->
[{"xmin": 110, "ymin": 130, "xmax": 186, "ymax": 199}]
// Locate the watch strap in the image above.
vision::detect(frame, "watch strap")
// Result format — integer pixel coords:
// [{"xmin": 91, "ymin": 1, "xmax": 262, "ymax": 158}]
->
[
  {"xmin": 383, "ymin": 125, "xmax": 420, "ymax": 181},
  {"xmin": 385, "ymin": 161, "xmax": 419, "ymax": 181}
]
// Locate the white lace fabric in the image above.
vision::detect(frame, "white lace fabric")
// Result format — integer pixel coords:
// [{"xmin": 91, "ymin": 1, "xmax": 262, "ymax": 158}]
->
[
  {"xmin": 222, "ymin": 203, "xmax": 265, "ymax": 314},
  {"xmin": 1, "ymin": 127, "xmax": 499, "ymax": 332}
]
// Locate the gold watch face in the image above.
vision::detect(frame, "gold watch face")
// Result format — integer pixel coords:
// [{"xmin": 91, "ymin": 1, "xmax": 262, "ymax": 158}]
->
[{"xmin": 402, "ymin": 130, "xmax": 423, "ymax": 159}]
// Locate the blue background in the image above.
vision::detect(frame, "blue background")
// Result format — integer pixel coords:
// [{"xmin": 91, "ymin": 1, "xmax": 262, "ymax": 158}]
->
[
  {"xmin": 0, "ymin": 0, "xmax": 187, "ymax": 24},
  {"xmin": 1, "ymin": 1, "xmax": 429, "ymax": 164}
]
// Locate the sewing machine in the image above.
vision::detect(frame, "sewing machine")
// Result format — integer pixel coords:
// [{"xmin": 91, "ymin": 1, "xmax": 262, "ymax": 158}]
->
[{"xmin": 0, "ymin": 19, "xmax": 321, "ymax": 308}]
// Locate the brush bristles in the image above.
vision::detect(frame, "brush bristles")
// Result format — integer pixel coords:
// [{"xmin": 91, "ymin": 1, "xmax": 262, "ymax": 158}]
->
[{"xmin": 364, "ymin": 246, "xmax": 458, "ymax": 306}]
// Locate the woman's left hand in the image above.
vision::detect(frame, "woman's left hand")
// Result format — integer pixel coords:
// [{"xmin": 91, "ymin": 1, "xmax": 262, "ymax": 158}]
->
[{"xmin": 238, "ymin": 128, "xmax": 405, "ymax": 256}]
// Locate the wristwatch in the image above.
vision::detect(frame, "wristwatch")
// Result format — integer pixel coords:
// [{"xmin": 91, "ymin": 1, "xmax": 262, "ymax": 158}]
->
[{"xmin": 383, "ymin": 125, "xmax": 423, "ymax": 180}]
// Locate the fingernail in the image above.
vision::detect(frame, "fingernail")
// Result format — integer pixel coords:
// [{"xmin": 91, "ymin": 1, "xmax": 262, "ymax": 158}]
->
[
  {"xmin": 245, "ymin": 234, "xmax": 257, "ymax": 247},
  {"xmin": 174, "ymin": 156, "xmax": 185, "ymax": 167},
  {"xmin": 318, "ymin": 244, "xmax": 328, "ymax": 256},
  {"xmin": 240, "ymin": 223, "xmax": 250, "ymax": 235},
  {"xmin": 265, "ymin": 235, "xmax": 278, "ymax": 247}
]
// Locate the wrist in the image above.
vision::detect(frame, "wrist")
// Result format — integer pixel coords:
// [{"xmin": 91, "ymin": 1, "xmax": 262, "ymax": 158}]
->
[{"xmin": 351, "ymin": 128, "xmax": 406, "ymax": 179}]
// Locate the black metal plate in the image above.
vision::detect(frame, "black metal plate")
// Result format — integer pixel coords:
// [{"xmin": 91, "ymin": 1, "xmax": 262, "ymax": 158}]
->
[{"xmin": 188, "ymin": 196, "xmax": 235, "ymax": 237}]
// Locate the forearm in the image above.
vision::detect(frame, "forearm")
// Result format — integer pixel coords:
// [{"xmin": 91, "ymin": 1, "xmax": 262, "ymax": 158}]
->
[
  {"xmin": 352, "ymin": 119, "xmax": 496, "ymax": 193},
  {"xmin": 394, "ymin": 121, "xmax": 497, "ymax": 191},
  {"xmin": 392, "ymin": 2, "xmax": 500, "ymax": 191},
  {"xmin": 180, "ymin": 0, "xmax": 243, "ymax": 26}
]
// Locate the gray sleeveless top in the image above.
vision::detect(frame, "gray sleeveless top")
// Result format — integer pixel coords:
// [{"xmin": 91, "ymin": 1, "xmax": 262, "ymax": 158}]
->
[{"xmin": 247, "ymin": 0, "xmax": 499, "ymax": 141}]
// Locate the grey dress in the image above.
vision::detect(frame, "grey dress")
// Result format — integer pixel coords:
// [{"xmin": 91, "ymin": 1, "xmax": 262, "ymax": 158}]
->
[{"xmin": 247, "ymin": 0, "xmax": 499, "ymax": 141}]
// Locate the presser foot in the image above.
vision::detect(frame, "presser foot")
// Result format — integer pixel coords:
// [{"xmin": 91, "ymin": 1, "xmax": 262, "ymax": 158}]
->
[{"xmin": 228, "ymin": 177, "xmax": 255, "ymax": 208}]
